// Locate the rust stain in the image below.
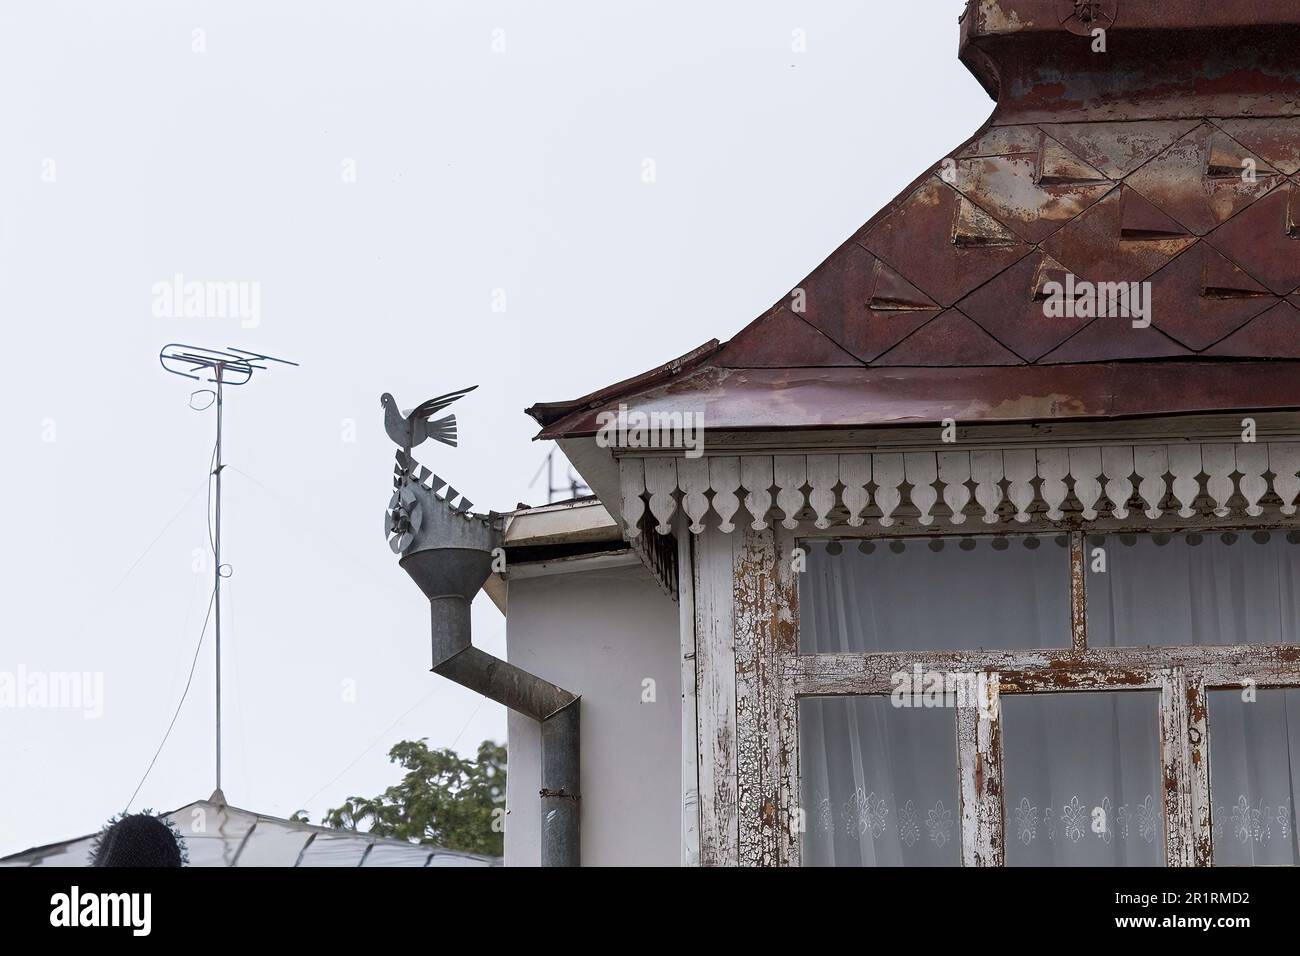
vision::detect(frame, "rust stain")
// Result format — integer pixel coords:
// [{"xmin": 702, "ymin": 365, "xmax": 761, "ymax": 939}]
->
[{"xmin": 531, "ymin": 5, "xmax": 1300, "ymax": 440}]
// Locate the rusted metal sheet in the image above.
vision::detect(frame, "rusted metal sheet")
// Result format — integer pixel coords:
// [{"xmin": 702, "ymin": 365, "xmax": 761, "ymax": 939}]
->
[
  {"xmin": 755, "ymin": 241, "xmax": 939, "ymax": 365},
  {"xmin": 716, "ymin": 307, "xmax": 860, "ymax": 369},
  {"xmin": 1215, "ymin": 117, "xmax": 1300, "ymax": 176},
  {"xmin": 951, "ymin": 127, "xmax": 1113, "ymax": 243},
  {"xmin": 960, "ymin": 3, "xmax": 1300, "ymax": 124},
  {"xmin": 1146, "ymin": 242, "xmax": 1274, "ymax": 352},
  {"xmin": 1206, "ymin": 302, "xmax": 1300, "ymax": 359},
  {"xmin": 856, "ymin": 177, "xmax": 1031, "ymax": 308},
  {"xmin": 529, "ymin": 5, "xmax": 1300, "ymax": 439},
  {"xmin": 1042, "ymin": 121, "xmax": 1201, "ymax": 180},
  {"xmin": 873, "ymin": 309, "xmax": 1022, "ymax": 367},
  {"xmin": 1037, "ymin": 320, "xmax": 1190, "ymax": 365},
  {"xmin": 535, "ymin": 362, "xmax": 1300, "ymax": 438},
  {"xmin": 1124, "ymin": 124, "xmax": 1278, "ymax": 236},
  {"xmin": 956, "ymin": 251, "xmax": 1090, "ymax": 361},
  {"xmin": 1039, "ymin": 187, "xmax": 1193, "ymax": 284},
  {"xmin": 1205, "ymin": 182, "xmax": 1300, "ymax": 296}
]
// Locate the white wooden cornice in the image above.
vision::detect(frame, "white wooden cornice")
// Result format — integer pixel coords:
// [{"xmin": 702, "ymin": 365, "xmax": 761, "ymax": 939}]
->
[{"xmin": 618, "ymin": 442, "xmax": 1300, "ymax": 537}]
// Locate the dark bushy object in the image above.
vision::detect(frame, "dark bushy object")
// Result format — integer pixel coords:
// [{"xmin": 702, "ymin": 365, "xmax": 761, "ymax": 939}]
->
[{"xmin": 91, "ymin": 812, "xmax": 186, "ymax": 867}]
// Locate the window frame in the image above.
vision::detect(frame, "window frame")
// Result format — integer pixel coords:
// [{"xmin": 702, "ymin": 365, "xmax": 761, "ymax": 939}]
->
[{"xmin": 782, "ymin": 527, "xmax": 1300, "ymax": 867}]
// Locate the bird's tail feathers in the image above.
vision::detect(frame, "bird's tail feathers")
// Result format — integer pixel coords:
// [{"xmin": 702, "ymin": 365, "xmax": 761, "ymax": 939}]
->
[{"xmin": 427, "ymin": 413, "xmax": 458, "ymax": 447}]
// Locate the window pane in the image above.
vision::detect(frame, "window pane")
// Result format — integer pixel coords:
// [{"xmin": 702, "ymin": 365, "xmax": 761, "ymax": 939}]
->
[
  {"xmin": 799, "ymin": 696, "xmax": 959, "ymax": 866},
  {"xmin": 1087, "ymin": 531, "xmax": 1300, "ymax": 646},
  {"xmin": 1003, "ymin": 692, "xmax": 1164, "ymax": 866},
  {"xmin": 799, "ymin": 536, "xmax": 1071, "ymax": 653},
  {"xmin": 1208, "ymin": 689, "xmax": 1300, "ymax": 865}
]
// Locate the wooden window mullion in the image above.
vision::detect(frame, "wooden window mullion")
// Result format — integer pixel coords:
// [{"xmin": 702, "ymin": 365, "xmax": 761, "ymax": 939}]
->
[
  {"xmin": 1070, "ymin": 530, "xmax": 1087, "ymax": 652},
  {"xmin": 1159, "ymin": 668, "xmax": 1197, "ymax": 866},
  {"xmin": 956, "ymin": 675, "xmax": 1004, "ymax": 866}
]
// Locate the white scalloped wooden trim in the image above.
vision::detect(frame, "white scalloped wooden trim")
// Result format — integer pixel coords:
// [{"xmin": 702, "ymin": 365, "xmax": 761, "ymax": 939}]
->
[{"xmin": 615, "ymin": 442, "xmax": 1300, "ymax": 536}]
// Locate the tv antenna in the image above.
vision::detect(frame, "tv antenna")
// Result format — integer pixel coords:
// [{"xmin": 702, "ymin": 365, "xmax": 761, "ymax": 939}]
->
[
  {"xmin": 159, "ymin": 344, "xmax": 298, "ymax": 794},
  {"xmin": 529, "ymin": 446, "xmax": 591, "ymax": 504}
]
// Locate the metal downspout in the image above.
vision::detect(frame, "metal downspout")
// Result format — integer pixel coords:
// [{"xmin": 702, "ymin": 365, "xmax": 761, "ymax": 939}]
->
[{"xmin": 398, "ymin": 540, "xmax": 581, "ymax": 867}]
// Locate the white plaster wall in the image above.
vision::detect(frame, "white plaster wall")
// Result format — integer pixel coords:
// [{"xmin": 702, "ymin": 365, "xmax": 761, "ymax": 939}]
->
[{"xmin": 503, "ymin": 561, "xmax": 680, "ymax": 866}]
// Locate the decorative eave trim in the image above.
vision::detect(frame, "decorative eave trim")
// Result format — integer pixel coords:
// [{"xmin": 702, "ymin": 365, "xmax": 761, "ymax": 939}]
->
[{"xmin": 617, "ymin": 443, "xmax": 1300, "ymax": 537}]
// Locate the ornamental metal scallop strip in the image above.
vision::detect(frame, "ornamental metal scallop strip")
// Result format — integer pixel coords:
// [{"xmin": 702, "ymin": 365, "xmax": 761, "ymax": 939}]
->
[{"xmin": 616, "ymin": 442, "xmax": 1300, "ymax": 537}]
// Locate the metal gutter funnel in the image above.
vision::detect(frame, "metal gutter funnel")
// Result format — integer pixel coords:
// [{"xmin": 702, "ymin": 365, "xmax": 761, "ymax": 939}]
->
[{"xmin": 387, "ymin": 449, "xmax": 581, "ymax": 866}]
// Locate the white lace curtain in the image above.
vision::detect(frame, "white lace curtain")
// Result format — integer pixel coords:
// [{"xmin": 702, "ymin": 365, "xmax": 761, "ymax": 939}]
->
[{"xmin": 799, "ymin": 533, "xmax": 1300, "ymax": 866}]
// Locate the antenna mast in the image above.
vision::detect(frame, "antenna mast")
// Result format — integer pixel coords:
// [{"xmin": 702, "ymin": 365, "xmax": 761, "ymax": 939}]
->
[
  {"xmin": 529, "ymin": 447, "xmax": 591, "ymax": 504},
  {"xmin": 160, "ymin": 344, "xmax": 297, "ymax": 793}
]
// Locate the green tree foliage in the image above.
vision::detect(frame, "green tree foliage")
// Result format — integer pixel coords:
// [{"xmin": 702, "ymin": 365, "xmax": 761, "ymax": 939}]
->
[{"xmin": 310, "ymin": 739, "xmax": 505, "ymax": 856}]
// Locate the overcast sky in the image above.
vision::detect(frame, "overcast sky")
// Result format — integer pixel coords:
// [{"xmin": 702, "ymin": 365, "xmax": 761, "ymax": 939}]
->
[{"xmin": 0, "ymin": 0, "xmax": 988, "ymax": 855}]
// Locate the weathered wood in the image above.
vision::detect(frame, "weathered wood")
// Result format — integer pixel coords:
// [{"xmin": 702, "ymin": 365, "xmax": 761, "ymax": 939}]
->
[
  {"xmin": 740, "ymin": 456, "xmax": 773, "ymax": 532},
  {"xmin": 618, "ymin": 457, "xmax": 646, "ymax": 537},
  {"xmin": 783, "ymin": 646, "xmax": 1300, "ymax": 697},
  {"xmin": 938, "ymin": 450, "xmax": 972, "ymax": 524},
  {"xmin": 615, "ymin": 442, "xmax": 1300, "ymax": 536},
  {"xmin": 970, "ymin": 449, "xmax": 1004, "ymax": 524},
  {"xmin": 874, "ymin": 453, "xmax": 904, "ymax": 527},
  {"xmin": 1160, "ymin": 669, "xmax": 1195, "ymax": 866},
  {"xmin": 773, "ymin": 456, "xmax": 807, "ymax": 531},
  {"xmin": 675, "ymin": 519, "xmax": 700, "ymax": 866},
  {"xmin": 1004, "ymin": 449, "xmax": 1036, "ymax": 523},
  {"xmin": 644, "ymin": 457, "xmax": 678, "ymax": 534},
  {"xmin": 1168, "ymin": 445, "xmax": 1202, "ymax": 518},
  {"xmin": 1134, "ymin": 445, "xmax": 1169, "ymax": 520},
  {"xmin": 733, "ymin": 525, "xmax": 802, "ymax": 866},
  {"xmin": 709, "ymin": 456, "xmax": 741, "ymax": 533},
  {"xmin": 839, "ymin": 453, "xmax": 871, "ymax": 527},
  {"xmin": 768, "ymin": 529, "xmax": 801, "ymax": 866},
  {"xmin": 678, "ymin": 456, "xmax": 711, "ymax": 534},
  {"xmin": 733, "ymin": 528, "xmax": 769, "ymax": 866},
  {"xmin": 807, "ymin": 455, "xmax": 839, "ymax": 530},
  {"xmin": 775, "ymin": 688, "xmax": 800, "ymax": 867},
  {"xmin": 1186, "ymin": 677, "xmax": 1212, "ymax": 867},
  {"xmin": 1071, "ymin": 447, "xmax": 1104, "ymax": 520},
  {"xmin": 1036, "ymin": 448, "xmax": 1069, "ymax": 521},
  {"xmin": 1070, "ymin": 530, "xmax": 1087, "ymax": 653},
  {"xmin": 693, "ymin": 526, "xmax": 738, "ymax": 865},
  {"xmin": 670, "ymin": 432, "xmax": 1300, "ymax": 868},
  {"xmin": 1271, "ymin": 443, "xmax": 1300, "ymax": 515},
  {"xmin": 1202, "ymin": 444, "xmax": 1235, "ymax": 517},
  {"xmin": 904, "ymin": 451, "xmax": 938, "ymax": 526},
  {"xmin": 956, "ymin": 678, "xmax": 1004, "ymax": 866},
  {"xmin": 1237, "ymin": 444, "xmax": 1269, "ymax": 517},
  {"xmin": 1101, "ymin": 445, "xmax": 1135, "ymax": 520}
]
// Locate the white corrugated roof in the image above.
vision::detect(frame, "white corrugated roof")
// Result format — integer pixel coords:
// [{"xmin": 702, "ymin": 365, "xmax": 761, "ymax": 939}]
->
[{"xmin": 0, "ymin": 796, "xmax": 499, "ymax": 867}]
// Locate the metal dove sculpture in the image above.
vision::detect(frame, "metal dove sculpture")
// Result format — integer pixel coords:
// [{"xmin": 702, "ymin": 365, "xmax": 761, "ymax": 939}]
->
[{"xmin": 381, "ymin": 386, "xmax": 477, "ymax": 454}]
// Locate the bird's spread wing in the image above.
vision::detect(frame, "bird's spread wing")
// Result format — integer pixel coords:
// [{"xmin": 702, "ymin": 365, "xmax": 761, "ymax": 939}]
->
[{"xmin": 410, "ymin": 385, "xmax": 478, "ymax": 420}]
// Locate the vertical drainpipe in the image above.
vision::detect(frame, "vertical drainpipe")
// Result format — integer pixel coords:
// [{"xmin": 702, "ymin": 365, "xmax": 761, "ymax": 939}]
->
[{"xmin": 391, "ymin": 464, "xmax": 581, "ymax": 866}]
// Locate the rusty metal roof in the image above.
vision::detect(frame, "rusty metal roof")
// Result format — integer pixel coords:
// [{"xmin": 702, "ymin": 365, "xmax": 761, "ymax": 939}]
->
[{"xmin": 530, "ymin": 1, "xmax": 1300, "ymax": 438}]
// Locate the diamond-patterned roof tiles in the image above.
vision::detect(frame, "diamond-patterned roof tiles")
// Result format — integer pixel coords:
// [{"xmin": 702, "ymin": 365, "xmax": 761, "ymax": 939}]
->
[{"xmin": 530, "ymin": 2, "xmax": 1300, "ymax": 436}]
